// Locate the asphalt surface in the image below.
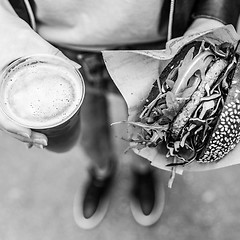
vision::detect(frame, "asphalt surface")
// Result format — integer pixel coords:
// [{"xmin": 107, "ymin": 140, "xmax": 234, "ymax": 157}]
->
[{"xmin": 1, "ymin": 92, "xmax": 240, "ymax": 240}]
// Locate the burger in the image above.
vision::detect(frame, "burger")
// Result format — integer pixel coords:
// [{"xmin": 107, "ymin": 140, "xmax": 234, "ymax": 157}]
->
[{"xmin": 128, "ymin": 40, "xmax": 240, "ymax": 167}]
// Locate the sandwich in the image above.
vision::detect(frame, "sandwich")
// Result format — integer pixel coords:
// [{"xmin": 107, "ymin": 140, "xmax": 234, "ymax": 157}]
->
[{"xmin": 128, "ymin": 40, "xmax": 240, "ymax": 167}]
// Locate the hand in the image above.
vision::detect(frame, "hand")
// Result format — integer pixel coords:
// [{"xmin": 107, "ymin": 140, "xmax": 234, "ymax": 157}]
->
[
  {"xmin": 184, "ymin": 18, "xmax": 225, "ymax": 36},
  {"xmin": 0, "ymin": 15, "xmax": 80, "ymax": 149}
]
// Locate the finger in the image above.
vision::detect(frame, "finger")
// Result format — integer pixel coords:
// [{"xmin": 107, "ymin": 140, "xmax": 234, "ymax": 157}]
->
[
  {"xmin": 1, "ymin": 123, "xmax": 32, "ymax": 140},
  {"xmin": 32, "ymin": 143, "xmax": 45, "ymax": 149},
  {"xmin": 54, "ymin": 49, "xmax": 82, "ymax": 70},
  {"xmin": 30, "ymin": 131, "xmax": 48, "ymax": 147},
  {"xmin": 5, "ymin": 130, "xmax": 48, "ymax": 147},
  {"xmin": 26, "ymin": 142, "xmax": 44, "ymax": 149},
  {"xmin": 6, "ymin": 131, "xmax": 32, "ymax": 143}
]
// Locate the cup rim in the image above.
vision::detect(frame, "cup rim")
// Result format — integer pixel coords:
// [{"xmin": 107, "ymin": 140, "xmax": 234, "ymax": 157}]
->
[{"xmin": 0, "ymin": 54, "xmax": 85, "ymax": 129}]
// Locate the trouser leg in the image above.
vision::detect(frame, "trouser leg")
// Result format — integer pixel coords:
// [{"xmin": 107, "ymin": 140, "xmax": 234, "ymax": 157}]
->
[{"xmin": 80, "ymin": 90, "xmax": 115, "ymax": 170}]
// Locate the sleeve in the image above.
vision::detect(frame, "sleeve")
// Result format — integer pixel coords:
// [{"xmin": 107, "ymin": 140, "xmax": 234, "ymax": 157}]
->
[
  {"xmin": 7, "ymin": 0, "xmax": 35, "ymax": 28},
  {"xmin": 192, "ymin": 0, "xmax": 240, "ymax": 28},
  {"xmin": 0, "ymin": 0, "xmax": 59, "ymax": 71}
]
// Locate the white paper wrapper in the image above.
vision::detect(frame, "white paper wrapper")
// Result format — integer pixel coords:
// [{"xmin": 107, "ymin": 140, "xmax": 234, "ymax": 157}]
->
[{"xmin": 103, "ymin": 25, "xmax": 240, "ymax": 174}]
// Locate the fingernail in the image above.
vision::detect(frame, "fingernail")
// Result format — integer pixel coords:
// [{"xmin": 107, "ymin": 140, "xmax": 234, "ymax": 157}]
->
[
  {"xmin": 19, "ymin": 132, "xmax": 31, "ymax": 139},
  {"xmin": 42, "ymin": 139, "xmax": 48, "ymax": 146},
  {"xmin": 34, "ymin": 144, "xmax": 44, "ymax": 149},
  {"xmin": 33, "ymin": 139, "xmax": 48, "ymax": 146}
]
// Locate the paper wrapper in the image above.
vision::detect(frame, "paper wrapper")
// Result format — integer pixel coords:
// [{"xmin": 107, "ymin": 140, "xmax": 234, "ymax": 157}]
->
[{"xmin": 103, "ymin": 25, "xmax": 240, "ymax": 175}]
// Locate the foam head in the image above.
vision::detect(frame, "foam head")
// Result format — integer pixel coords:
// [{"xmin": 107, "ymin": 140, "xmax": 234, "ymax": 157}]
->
[{"xmin": 0, "ymin": 55, "xmax": 85, "ymax": 129}]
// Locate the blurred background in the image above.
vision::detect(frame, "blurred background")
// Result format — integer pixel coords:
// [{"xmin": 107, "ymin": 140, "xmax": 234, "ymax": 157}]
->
[{"xmin": 1, "ymin": 22, "xmax": 240, "ymax": 240}]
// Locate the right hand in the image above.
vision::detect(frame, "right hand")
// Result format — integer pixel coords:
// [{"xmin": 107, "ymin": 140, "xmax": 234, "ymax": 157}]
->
[{"xmin": 0, "ymin": 6, "xmax": 81, "ymax": 149}]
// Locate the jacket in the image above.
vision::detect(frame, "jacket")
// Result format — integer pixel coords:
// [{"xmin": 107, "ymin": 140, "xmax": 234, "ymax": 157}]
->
[{"xmin": 8, "ymin": 0, "xmax": 240, "ymax": 40}]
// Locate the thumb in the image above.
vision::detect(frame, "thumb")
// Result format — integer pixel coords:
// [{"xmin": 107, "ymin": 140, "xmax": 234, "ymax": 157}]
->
[{"xmin": 52, "ymin": 49, "xmax": 82, "ymax": 70}]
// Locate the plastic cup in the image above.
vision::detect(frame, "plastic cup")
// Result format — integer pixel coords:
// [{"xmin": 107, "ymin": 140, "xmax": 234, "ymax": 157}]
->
[{"xmin": 0, "ymin": 54, "xmax": 85, "ymax": 152}]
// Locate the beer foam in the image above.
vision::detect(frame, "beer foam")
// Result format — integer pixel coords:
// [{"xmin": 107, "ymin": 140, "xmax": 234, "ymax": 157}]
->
[{"xmin": 1, "ymin": 57, "xmax": 84, "ymax": 128}]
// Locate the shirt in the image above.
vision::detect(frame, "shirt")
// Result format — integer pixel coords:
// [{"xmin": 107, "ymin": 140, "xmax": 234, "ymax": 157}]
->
[{"xmin": 34, "ymin": 0, "xmax": 165, "ymax": 50}]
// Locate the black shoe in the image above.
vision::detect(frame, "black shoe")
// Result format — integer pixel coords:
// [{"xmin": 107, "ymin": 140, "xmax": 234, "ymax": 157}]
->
[
  {"xmin": 73, "ymin": 160, "xmax": 116, "ymax": 229},
  {"xmin": 130, "ymin": 169, "xmax": 165, "ymax": 226}
]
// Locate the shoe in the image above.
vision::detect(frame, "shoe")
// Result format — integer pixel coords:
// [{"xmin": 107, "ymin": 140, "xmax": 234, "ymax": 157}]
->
[
  {"xmin": 73, "ymin": 160, "xmax": 116, "ymax": 229},
  {"xmin": 130, "ymin": 169, "xmax": 165, "ymax": 226}
]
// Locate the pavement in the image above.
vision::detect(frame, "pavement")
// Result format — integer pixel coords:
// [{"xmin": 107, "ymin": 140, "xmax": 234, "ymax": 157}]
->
[{"xmin": 1, "ymin": 92, "xmax": 240, "ymax": 240}]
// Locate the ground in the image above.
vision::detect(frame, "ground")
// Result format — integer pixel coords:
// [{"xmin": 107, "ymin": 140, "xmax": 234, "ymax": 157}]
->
[{"xmin": 0, "ymin": 94, "xmax": 240, "ymax": 240}]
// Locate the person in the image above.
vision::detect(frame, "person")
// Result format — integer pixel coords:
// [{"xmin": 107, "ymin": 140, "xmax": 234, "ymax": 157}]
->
[{"xmin": 0, "ymin": 0, "xmax": 239, "ymax": 229}]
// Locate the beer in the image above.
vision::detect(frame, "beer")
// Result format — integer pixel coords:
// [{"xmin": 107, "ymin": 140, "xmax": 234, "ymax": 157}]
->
[{"xmin": 0, "ymin": 54, "xmax": 85, "ymax": 152}]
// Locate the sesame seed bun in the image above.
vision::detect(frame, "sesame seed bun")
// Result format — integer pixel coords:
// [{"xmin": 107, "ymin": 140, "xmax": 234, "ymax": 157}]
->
[{"xmin": 199, "ymin": 56, "xmax": 240, "ymax": 162}]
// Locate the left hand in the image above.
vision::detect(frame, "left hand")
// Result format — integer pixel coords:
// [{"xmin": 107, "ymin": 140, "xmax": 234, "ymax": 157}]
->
[{"xmin": 184, "ymin": 18, "xmax": 225, "ymax": 36}]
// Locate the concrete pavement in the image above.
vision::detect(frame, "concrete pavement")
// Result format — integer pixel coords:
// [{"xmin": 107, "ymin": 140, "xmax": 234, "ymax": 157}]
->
[{"xmin": 0, "ymin": 94, "xmax": 240, "ymax": 240}]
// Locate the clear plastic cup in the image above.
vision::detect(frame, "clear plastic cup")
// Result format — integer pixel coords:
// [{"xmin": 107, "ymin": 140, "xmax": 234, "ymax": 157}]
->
[{"xmin": 0, "ymin": 54, "xmax": 85, "ymax": 152}]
